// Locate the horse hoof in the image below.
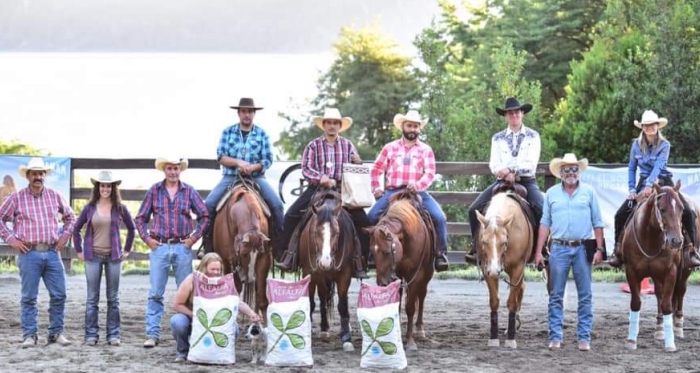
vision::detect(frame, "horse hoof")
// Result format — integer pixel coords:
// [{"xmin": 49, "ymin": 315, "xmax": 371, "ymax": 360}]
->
[
  {"xmin": 504, "ymin": 340, "xmax": 517, "ymax": 349},
  {"xmin": 416, "ymin": 330, "xmax": 426, "ymax": 340},
  {"xmin": 674, "ymin": 328, "xmax": 684, "ymax": 339},
  {"xmin": 319, "ymin": 331, "xmax": 330, "ymax": 340},
  {"xmin": 343, "ymin": 342, "xmax": 354, "ymax": 352},
  {"xmin": 654, "ymin": 331, "xmax": 665, "ymax": 340},
  {"xmin": 487, "ymin": 339, "xmax": 499, "ymax": 347},
  {"xmin": 406, "ymin": 343, "xmax": 418, "ymax": 352},
  {"xmin": 665, "ymin": 345, "xmax": 677, "ymax": 353},
  {"xmin": 625, "ymin": 340, "xmax": 637, "ymax": 350}
]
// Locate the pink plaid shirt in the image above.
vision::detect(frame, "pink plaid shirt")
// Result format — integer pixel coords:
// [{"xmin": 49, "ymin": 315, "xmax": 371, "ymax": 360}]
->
[
  {"xmin": 0, "ymin": 187, "xmax": 76, "ymax": 245},
  {"xmin": 371, "ymin": 138, "xmax": 436, "ymax": 192}
]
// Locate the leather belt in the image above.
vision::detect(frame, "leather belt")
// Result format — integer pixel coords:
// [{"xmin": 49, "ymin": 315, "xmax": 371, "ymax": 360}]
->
[
  {"xmin": 28, "ymin": 243, "xmax": 55, "ymax": 252},
  {"xmin": 551, "ymin": 239, "xmax": 584, "ymax": 247},
  {"xmin": 150, "ymin": 234, "xmax": 189, "ymax": 244},
  {"xmin": 386, "ymin": 185, "xmax": 408, "ymax": 191}
]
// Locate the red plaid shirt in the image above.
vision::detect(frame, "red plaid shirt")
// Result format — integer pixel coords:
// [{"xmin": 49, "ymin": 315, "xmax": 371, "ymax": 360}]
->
[
  {"xmin": 0, "ymin": 187, "xmax": 76, "ymax": 245},
  {"xmin": 302, "ymin": 136, "xmax": 357, "ymax": 184},
  {"xmin": 371, "ymin": 139, "xmax": 436, "ymax": 192}
]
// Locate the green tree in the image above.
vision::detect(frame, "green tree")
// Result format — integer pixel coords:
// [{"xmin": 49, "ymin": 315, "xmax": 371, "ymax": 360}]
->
[{"xmin": 0, "ymin": 138, "xmax": 45, "ymax": 155}]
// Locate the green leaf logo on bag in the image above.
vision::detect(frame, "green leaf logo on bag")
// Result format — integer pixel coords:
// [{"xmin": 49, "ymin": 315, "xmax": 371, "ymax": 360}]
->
[
  {"xmin": 361, "ymin": 317, "xmax": 397, "ymax": 356},
  {"xmin": 268, "ymin": 310, "xmax": 307, "ymax": 353},
  {"xmin": 191, "ymin": 308, "xmax": 233, "ymax": 348}
]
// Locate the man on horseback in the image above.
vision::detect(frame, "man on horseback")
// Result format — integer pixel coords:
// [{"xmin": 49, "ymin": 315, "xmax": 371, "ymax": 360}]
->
[
  {"xmin": 201, "ymin": 98, "xmax": 285, "ymax": 258},
  {"xmin": 276, "ymin": 108, "xmax": 370, "ymax": 279},
  {"xmin": 465, "ymin": 97, "xmax": 543, "ymax": 264},
  {"xmin": 367, "ymin": 110, "xmax": 450, "ymax": 272},
  {"xmin": 608, "ymin": 110, "xmax": 700, "ymax": 268}
]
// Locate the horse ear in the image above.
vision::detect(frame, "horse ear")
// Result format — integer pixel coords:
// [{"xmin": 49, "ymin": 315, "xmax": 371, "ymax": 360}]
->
[
  {"xmin": 475, "ymin": 211, "xmax": 488, "ymax": 227},
  {"xmin": 653, "ymin": 182, "xmax": 662, "ymax": 194},
  {"xmin": 260, "ymin": 233, "xmax": 270, "ymax": 242},
  {"xmin": 674, "ymin": 179, "xmax": 682, "ymax": 191},
  {"xmin": 241, "ymin": 233, "xmax": 250, "ymax": 244},
  {"xmin": 332, "ymin": 202, "xmax": 342, "ymax": 216},
  {"xmin": 363, "ymin": 227, "xmax": 375, "ymax": 235}
]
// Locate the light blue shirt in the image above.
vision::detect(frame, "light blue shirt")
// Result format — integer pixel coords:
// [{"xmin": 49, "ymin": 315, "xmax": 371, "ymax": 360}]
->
[
  {"xmin": 540, "ymin": 182, "xmax": 604, "ymax": 240},
  {"xmin": 628, "ymin": 138, "xmax": 672, "ymax": 192}
]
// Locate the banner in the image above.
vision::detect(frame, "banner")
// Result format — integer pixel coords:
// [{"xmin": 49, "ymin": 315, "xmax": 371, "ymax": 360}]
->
[{"xmin": 579, "ymin": 166, "xmax": 700, "ymax": 250}]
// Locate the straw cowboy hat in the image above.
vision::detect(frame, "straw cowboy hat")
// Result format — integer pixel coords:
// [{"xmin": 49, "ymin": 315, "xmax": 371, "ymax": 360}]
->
[
  {"xmin": 155, "ymin": 157, "xmax": 189, "ymax": 172},
  {"xmin": 90, "ymin": 170, "xmax": 122, "ymax": 186},
  {"xmin": 495, "ymin": 97, "xmax": 533, "ymax": 116},
  {"xmin": 549, "ymin": 153, "xmax": 589, "ymax": 179},
  {"xmin": 312, "ymin": 108, "xmax": 353, "ymax": 132},
  {"xmin": 393, "ymin": 110, "xmax": 428, "ymax": 130},
  {"xmin": 634, "ymin": 110, "xmax": 668, "ymax": 129},
  {"xmin": 230, "ymin": 97, "xmax": 264, "ymax": 110},
  {"xmin": 18, "ymin": 157, "xmax": 52, "ymax": 177}
]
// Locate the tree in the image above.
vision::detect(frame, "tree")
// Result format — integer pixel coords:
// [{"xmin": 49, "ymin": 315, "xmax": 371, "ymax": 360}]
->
[{"xmin": 0, "ymin": 138, "xmax": 45, "ymax": 155}]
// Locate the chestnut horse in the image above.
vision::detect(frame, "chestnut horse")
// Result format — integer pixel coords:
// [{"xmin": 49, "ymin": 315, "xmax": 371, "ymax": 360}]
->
[
  {"xmin": 213, "ymin": 185, "xmax": 272, "ymax": 320},
  {"xmin": 474, "ymin": 192, "xmax": 534, "ymax": 349},
  {"xmin": 621, "ymin": 181, "xmax": 686, "ymax": 352},
  {"xmin": 365, "ymin": 191, "xmax": 435, "ymax": 352},
  {"xmin": 297, "ymin": 188, "xmax": 358, "ymax": 352}
]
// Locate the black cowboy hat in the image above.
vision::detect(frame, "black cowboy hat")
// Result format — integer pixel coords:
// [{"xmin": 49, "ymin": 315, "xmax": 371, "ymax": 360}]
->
[
  {"xmin": 495, "ymin": 97, "xmax": 533, "ymax": 116},
  {"xmin": 230, "ymin": 97, "xmax": 264, "ymax": 110}
]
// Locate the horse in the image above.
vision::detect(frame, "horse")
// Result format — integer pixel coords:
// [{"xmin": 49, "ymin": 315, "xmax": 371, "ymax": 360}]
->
[
  {"xmin": 474, "ymin": 191, "xmax": 534, "ymax": 349},
  {"xmin": 213, "ymin": 184, "xmax": 272, "ymax": 321},
  {"xmin": 621, "ymin": 181, "xmax": 685, "ymax": 352},
  {"xmin": 297, "ymin": 188, "xmax": 358, "ymax": 352},
  {"xmin": 364, "ymin": 190, "xmax": 435, "ymax": 352},
  {"xmin": 671, "ymin": 192, "xmax": 700, "ymax": 340}
]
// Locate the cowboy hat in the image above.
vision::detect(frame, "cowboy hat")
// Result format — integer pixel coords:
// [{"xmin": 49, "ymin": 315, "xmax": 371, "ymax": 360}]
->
[
  {"xmin": 18, "ymin": 157, "xmax": 52, "ymax": 177},
  {"xmin": 495, "ymin": 97, "xmax": 533, "ymax": 116},
  {"xmin": 634, "ymin": 110, "xmax": 668, "ymax": 129},
  {"xmin": 155, "ymin": 157, "xmax": 189, "ymax": 172},
  {"xmin": 230, "ymin": 97, "xmax": 264, "ymax": 110},
  {"xmin": 393, "ymin": 110, "xmax": 428, "ymax": 130},
  {"xmin": 312, "ymin": 108, "xmax": 353, "ymax": 132},
  {"xmin": 549, "ymin": 153, "xmax": 589, "ymax": 179},
  {"xmin": 90, "ymin": 170, "xmax": 122, "ymax": 186}
]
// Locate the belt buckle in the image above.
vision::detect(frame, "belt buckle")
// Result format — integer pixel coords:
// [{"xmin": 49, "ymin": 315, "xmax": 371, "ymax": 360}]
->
[{"xmin": 34, "ymin": 243, "xmax": 51, "ymax": 252}]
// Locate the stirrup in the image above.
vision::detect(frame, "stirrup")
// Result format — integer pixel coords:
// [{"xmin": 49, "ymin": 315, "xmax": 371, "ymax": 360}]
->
[
  {"xmin": 276, "ymin": 251, "xmax": 296, "ymax": 272},
  {"xmin": 435, "ymin": 253, "xmax": 449, "ymax": 272},
  {"xmin": 354, "ymin": 257, "xmax": 369, "ymax": 279}
]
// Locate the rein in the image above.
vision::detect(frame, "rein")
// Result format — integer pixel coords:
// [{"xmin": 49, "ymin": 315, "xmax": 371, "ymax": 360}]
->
[
  {"xmin": 632, "ymin": 193, "xmax": 671, "ymax": 259},
  {"xmin": 378, "ymin": 222, "xmax": 428, "ymax": 290}
]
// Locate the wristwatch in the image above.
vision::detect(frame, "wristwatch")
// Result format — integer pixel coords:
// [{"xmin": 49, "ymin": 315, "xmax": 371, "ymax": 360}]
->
[{"xmin": 596, "ymin": 247, "xmax": 605, "ymax": 252}]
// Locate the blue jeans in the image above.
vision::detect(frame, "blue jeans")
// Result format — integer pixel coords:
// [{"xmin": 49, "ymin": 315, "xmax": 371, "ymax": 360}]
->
[
  {"xmin": 205, "ymin": 174, "xmax": 284, "ymax": 237},
  {"xmin": 18, "ymin": 248, "xmax": 67, "ymax": 339},
  {"xmin": 548, "ymin": 243, "xmax": 593, "ymax": 342},
  {"xmin": 146, "ymin": 243, "xmax": 192, "ymax": 339},
  {"xmin": 170, "ymin": 313, "xmax": 191, "ymax": 359},
  {"xmin": 84, "ymin": 254, "xmax": 122, "ymax": 342},
  {"xmin": 368, "ymin": 189, "xmax": 448, "ymax": 252}
]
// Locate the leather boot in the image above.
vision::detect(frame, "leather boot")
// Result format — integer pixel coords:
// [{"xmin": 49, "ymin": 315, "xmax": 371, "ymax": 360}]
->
[
  {"xmin": 434, "ymin": 252, "xmax": 449, "ymax": 272},
  {"xmin": 464, "ymin": 241, "xmax": 478, "ymax": 265},
  {"xmin": 276, "ymin": 250, "xmax": 296, "ymax": 272},
  {"xmin": 197, "ymin": 235, "xmax": 214, "ymax": 259},
  {"xmin": 608, "ymin": 243, "xmax": 623, "ymax": 268},
  {"xmin": 684, "ymin": 244, "xmax": 700, "ymax": 268},
  {"xmin": 367, "ymin": 252, "xmax": 376, "ymax": 269},
  {"xmin": 354, "ymin": 256, "xmax": 369, "ymax": 279}
]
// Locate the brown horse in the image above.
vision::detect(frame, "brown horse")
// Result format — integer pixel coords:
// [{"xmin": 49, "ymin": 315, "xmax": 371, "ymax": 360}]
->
[
  {"xmin": 671, "ymin": 193, "xmax": 700, "ymax": 339},
  {"xmin": 213, "ymin": 185, "xmax": 272, "ymax": 320},
  {"xmin": 365, "ymin": 191, "xmax": 435, "ymax": 352},
  {"xmin": 297, "ymin": 188, "xmax": 357, "ymax": 352},
  {"xmin": 474, "ymin": 192, "xmax": 534, "ymax": 349},
  {"xmin": 621, "ymin": 181, "xmax": 684, "ymax": 352}
]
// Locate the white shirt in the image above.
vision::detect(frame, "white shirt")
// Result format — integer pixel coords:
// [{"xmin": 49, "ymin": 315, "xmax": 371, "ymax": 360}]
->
[{"xmin": 489, "ymin": 125, "xmax": 541, "ymax": 178}]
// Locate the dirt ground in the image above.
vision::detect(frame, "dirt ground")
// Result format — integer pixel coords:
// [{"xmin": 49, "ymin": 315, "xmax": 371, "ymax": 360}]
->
[{"xmin": 0, "ymin": 273, "xmax": 698, "ymax": 373}]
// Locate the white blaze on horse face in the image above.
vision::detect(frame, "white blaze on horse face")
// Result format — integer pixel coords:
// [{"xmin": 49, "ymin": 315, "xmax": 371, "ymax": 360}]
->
[{"xmin": 319, "ymin": 222, "xmax": 333, "ymax": 268}]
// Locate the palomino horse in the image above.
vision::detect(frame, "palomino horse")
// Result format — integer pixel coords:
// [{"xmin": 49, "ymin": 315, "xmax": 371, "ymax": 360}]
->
[
  {"xmin": 365, "ymin": 190, "xmax": 435, "ymax": 352},
  {"xmin": 297, "ymin": 188, "xmax": 358, "ymax": 352},
  {"xmin": 474, "ymin": 191, "xmax": 534, "ymax": 349},
  {"xmin": 213, "ymin": 184, "xmax": 272, "ymax": 320},
  {"xmin": 621, "ymin": 181, "xmax": 685, "ymax": 352}
]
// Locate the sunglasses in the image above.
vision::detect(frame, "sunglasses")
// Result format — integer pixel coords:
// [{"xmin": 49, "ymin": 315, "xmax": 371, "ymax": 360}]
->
[{"xmin": 561, "ymin": 166, "xmax": 579, "ymax": 174}]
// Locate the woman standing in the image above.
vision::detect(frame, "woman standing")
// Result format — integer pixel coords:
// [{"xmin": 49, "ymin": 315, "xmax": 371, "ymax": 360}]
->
[
  {"xmin": 73, "ymin": 170, "xmax": 135, "ymax": 345},
  {"xmin": 608, "ymin": 110, "xmax": 700, "ymax": 268}
]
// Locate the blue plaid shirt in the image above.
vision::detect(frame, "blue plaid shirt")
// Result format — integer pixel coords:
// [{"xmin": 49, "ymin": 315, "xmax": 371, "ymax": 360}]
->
[{"xmin": 216, "ymin": 123, "xmax": 273, "ymax": 176}]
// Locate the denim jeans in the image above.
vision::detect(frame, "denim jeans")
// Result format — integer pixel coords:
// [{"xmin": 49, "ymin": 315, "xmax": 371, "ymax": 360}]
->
[
  {"xmin": 548, "ymin": 243, "xmax": 593, "ymax": 342},
  {"xmin": 368, "ymin": 189, "xmax": 448, "ymax": 252},
  {"xmin": 18, "ymin": 248, "xmax": 67, "ymax": 339},
  {"xmin": 84, "ymin": 254, "xmax": 122, "ymax": 342},
  {"xmin": 170, "ymin": 313, "xmax": 192, "ymax": 359},
  {"xmin": 146, "ymin": 243, "xmax": 193, "ymax": 339},
  {"xmin": 205, "ymin": 174, "xmax": 284, "ymax": 237}
]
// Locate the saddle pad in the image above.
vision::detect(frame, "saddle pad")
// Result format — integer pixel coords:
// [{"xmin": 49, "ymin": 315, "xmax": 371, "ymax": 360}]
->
[{"xmin": 216, "ymin": 185, "xmax": 271, "ymax": 218}]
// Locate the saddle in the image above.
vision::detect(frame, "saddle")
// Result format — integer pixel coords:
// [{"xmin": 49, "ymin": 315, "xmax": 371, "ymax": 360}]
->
[
  {"xmin": 215, "ymin": 178, "xmax": 271, "ymax": 218},
  {"xmin": 492, "ymin": 180, "xmax": 528, "ymax": 199}
]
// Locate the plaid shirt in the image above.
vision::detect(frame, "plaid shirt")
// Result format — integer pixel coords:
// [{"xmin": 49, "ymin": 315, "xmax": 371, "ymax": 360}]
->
[
  {"xmin": 0, "ymin": 187, "xmax": 75, "ymax": 245},
  {"xmin": 134, "ymin": 180, "xmax": 209, "ymax": 242},
  {"xmin": 302, "ymin": 136, "xmax": 357, "ymax": 184},
  {"xmin": 72, "ymin": 203, "xmax": 136, "ymax": 261},
  {"xmin": 216, "ymin": 124, "xmax": 273, "ymax": 176},
  {"xmin": 371, "ymin": 139, "xmax": 436, "ymax": 192}
]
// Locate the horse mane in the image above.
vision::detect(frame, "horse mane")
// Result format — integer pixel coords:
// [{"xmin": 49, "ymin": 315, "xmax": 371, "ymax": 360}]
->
[
  {"xmin": 381, "ymin": 199, "xmax": 423, "ymax": 233},
  {"xmin": 231, "ymin": 187, "xmax": 264, "ymax": 221}
]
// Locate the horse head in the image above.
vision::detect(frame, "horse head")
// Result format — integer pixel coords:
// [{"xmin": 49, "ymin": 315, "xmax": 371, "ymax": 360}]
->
[
  {"xmin": 309, "ymin": 192, "xmax": 344, "ymax": 270},
  {"xmin": 476, "ymin": 209, "xmax": 513, "ymax": 278},
  {"xmin": 365, "ymin": 223, "xmax": 404, "ymax": 286},
  {"xmin": 651, "ymin": 180, "xmax": 685, "ymax": 250},
  {"xmin": 234, "ymin": 228, "xmax": 270, "ymax": 282}
]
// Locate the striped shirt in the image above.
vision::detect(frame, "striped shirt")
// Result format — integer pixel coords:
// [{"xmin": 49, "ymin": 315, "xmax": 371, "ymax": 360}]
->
[
  {"xmin": 72, "ymin": 203, "xmax": 136, "ymax": 261},
  {"xmin": 302, "ymin": 136, "xmax": 357, "ymax": 183},
  {"xmin": 216, "ymin": 124, "xmax": 273, "ymax": 176},
  {"xmin": 134, "ymin": 180, "xmax": 209, "ymax": 242},
  {"xmin": 0, "ymin": 187, "xmax": 75, "ymax": 245},
  {"xmin": 371, "ymin": 139, "xmax": 436, "ymax": 192}
]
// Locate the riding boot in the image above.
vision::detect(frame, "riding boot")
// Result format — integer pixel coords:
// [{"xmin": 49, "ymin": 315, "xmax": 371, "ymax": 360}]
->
[
  {"xmin": 683, "ymin": 244, "xmax": 700, "ymax": 268},
  {"xmin": 434, "ymin": 251, "xmax": 449, "ymax": 272},
  {"xmin": 608, "ymin": 242, "xmax": 623, "ymax": 268},
  {"xmin": 464, "ymin": 240, "xmax": 478, "ymax": 265},
  {"xmin": 275, "ymin": 249, "xmax": 297, "ymax": 272},
  {"xmin": 353, "ymin": 256, "xmax": 369, "ymax": 279}
]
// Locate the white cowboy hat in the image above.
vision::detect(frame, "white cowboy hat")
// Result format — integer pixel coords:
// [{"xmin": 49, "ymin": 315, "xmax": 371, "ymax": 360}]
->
[
  {"xmin": 18, "ymin": 157, "xmax": 52, "ymax": 177},
  {"xmin": 549, "ymin": 153, "xmax": 589, "ymax": 179},
  {"xmin": 312, "ymin": 108, "xmax": 353, "ymax": 132},
  {"xmin": 393, "ymin": 110, "xmax": 428, "ymax": 130},
  {"xmin": 155, "ymin": 157, "xmax": 189, "ymax": 172},
  {"xmin": 634, "ymin": 110, "xmax": 668, "ymax": 129},
  {"xmin": 90, "ymin": 170, "xmax": 122, "ymax": 186}
]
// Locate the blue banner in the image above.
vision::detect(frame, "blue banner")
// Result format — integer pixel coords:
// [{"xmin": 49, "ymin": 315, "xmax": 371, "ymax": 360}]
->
[{"xmin": 0, "ymin": 155, "xmax": 72, "ymax": 204}]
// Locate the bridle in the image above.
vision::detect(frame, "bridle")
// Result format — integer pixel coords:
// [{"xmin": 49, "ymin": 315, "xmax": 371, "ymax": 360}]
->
[
  {"xmin": 306, "ymin": 208, "xmax": 346, "ymax": 272},
  {"xmin": 632, "ymin": 192, "xmax": 682, "ymax": 258},
  {"xmin": 375, "ymin": 224, "xmax": 427, "ymax": 290}
]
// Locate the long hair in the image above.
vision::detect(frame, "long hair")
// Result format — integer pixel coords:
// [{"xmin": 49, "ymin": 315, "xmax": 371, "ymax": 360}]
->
[
  {"xmin": 197, "ymin": 252, "xmax": 224, "ymax": 273},
  {"xmin": 2, "ymin": 175, "xmax": 15, "ymax": 189},
  {"xmin": 637, "ymin": 130, "xmax": 666, "ymax": 154},
  {"xmin": 89, "ymin": 182, "xmax": 123, "ymax": 208}
]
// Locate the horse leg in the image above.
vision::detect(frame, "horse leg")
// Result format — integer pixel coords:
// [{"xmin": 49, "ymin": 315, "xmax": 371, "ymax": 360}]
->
[
  {"xmin": 504, "ymin": 268, "xmax": 524, "ymax": 349},
  {"xmin": 673, "ymin": 268, "xmax": 690, "ymax": 339},
  {"xmin": 654, "ymin": 286, "xmax": 664, "ymax": 341},
  {"xmin": 414, "ymin": 283, "xmax": 428, "ymax": 340},
  {"xmin": 317, "ymin": 279, "xmax": 330, "ymax": 340},
  {"xmin": 625, "ymin": 272, "xmax": 642, "ymax": 350},
  {"xmin": 404, "ymin": 285, "xmax": 418, "ymax": 352},
  {"xmin": 255, "ymin": 260, "xmax": 270, "ymax": 326},
  {"xmin": 308, "ymin": 278, "xmax": 316, "ymax": 326},
  {"xmin": 658, "ymin": 271, "xmax": 678, "ymax": 352},
  {"xmin": 337, "ymin": 275, "xmax": 354, "ymax": 352},
  {"xmin": 484, "ymin": 275, "xmax": 500, "ymax": 347}
]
